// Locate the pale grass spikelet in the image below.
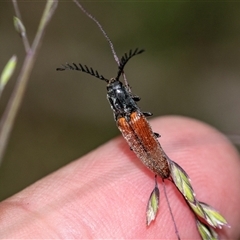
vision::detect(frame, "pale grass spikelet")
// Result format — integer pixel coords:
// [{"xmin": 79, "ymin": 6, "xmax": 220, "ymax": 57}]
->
[
  {"xmin": 146, "ymin": 177, "xmax": 160, "ymax": 226},
  {"xmin": 197, "ymin": 220, "xmax": 218, "ymax": 240},
  {"xmin": 0, "ymin": 55, "xmax": 17, "ymax": 95},
  {"xmin": 198, "ymin": 202, "xmax": 229, "ymax": 228},
  {"xmin": 13, "ymin": 16, "xmax": 26, "ymax": 38},
  {"xmin": 169, "ymin": 160, "xmax": 229, "ymax": 239}
]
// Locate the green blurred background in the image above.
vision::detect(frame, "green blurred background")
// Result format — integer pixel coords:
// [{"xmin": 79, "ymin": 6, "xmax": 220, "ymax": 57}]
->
[{"xmin": 0, "ymin": 1, "xmax": 239, "ymax": 201}]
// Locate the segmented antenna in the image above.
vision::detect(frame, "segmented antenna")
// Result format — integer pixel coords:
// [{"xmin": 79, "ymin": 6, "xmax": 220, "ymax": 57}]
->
[
  {"xmin": 73, "ymin": 0, "xmax": 120, "ymax": 66},
  {"xmin": 116, "ymin": 48, "xmax": 145, "ymax": 80},
  {"xmin": 73, "ymin": 0, "xmax": 130, "ymax": 88},
  {"xmin": 56, "ymin": 63, "xmax": 108, "ymax": 82}
]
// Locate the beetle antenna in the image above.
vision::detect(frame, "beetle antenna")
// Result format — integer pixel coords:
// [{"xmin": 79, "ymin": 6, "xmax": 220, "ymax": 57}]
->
[
  {"xmin": 73, "ymin": 0, "xmax": 132, "ymax": 88},
  {"xmin": 73, "ymin": 0, "xmax": 120, "ymax": 66},
  {"xmin": 116, "ymin": 48, "xmax": 145, "ymax": 81},
  {"xmin": 56, "ymin": 63, "xmax": 108, "ymax": 82}
]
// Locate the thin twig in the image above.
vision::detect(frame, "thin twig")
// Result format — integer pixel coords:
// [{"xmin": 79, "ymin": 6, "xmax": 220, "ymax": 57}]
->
[
  {"xmin": 163, "ymin": 179, "xmax": 181, "ymax": 240},
  {"xmin": 0, "ymin": 0, "xmax": 58, "ymax": 165}
]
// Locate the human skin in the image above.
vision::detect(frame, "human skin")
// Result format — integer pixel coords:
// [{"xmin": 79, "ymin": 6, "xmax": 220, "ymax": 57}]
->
[{"xmin": 0, "ymin": 116, "xmax": 240, "ymax": 239}]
